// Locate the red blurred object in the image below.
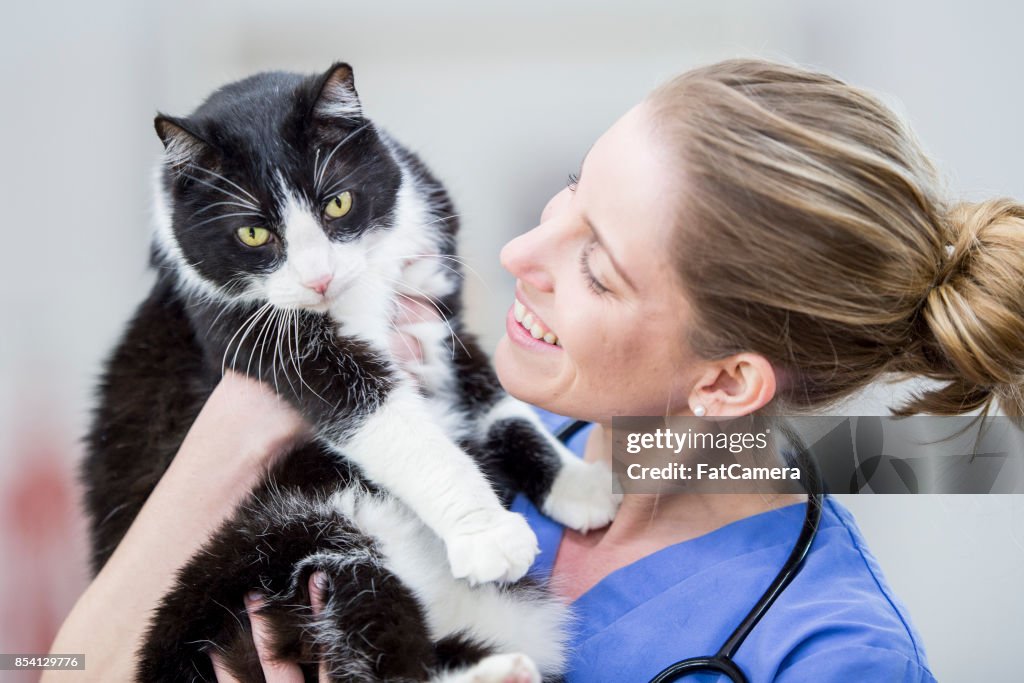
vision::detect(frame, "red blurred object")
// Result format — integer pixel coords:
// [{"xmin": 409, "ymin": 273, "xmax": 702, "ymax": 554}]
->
[{"xmin": 1, "ymin": 417, "xmax": 89, "ymax": 683}]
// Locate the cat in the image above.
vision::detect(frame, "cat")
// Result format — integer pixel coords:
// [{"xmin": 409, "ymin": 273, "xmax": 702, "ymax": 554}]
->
[{"xmin": 81, "ymin": 62, "xmax": 618, "ymax": 681}]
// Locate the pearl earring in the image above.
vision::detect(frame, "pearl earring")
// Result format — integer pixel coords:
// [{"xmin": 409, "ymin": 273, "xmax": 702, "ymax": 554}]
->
[{"xmin": 693, "ymin": 404, "xmax": 706, "ymax": 417}]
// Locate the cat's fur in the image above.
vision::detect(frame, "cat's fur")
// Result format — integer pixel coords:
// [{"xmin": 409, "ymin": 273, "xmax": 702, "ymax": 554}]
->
[{"xmin": 81, "ymin": 63, "xmax": 617, "ymax": 682}]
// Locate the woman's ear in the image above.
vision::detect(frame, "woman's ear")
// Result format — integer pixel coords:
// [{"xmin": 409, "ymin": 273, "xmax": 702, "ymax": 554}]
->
[{"xmin": 690, "ymin": 353, "xmax": 776, "ymax": 417}]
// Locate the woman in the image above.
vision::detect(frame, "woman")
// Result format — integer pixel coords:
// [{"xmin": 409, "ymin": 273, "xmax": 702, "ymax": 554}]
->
[{"xmin": 49, "ymin": 58, "xmax": 1024, "ymax": 680}]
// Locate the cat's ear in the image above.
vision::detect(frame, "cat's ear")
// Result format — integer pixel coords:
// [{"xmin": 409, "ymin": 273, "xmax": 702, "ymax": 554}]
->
[
  {"xmin": 154, "ymin": 115, "xmax": 218, "ymax": 175},
  {"xmin": 311, "ymin": 62, "xmax": 362, "ymax": 123}
]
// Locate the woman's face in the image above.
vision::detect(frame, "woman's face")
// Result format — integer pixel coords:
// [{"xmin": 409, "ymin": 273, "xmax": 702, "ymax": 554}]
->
[{"xmin": 495, "ymin": 104, "xmax": 703, "ymax": 423}]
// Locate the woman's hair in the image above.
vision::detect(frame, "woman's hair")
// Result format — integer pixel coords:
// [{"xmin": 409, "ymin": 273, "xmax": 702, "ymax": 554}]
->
[{"xmin": 646, "ymin": 58, "xmax": 1024, "ymax": 420}]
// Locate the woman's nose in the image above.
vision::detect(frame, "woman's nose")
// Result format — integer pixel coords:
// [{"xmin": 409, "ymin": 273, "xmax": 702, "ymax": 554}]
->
[
  {"xmin": 500, "ymin": 228, "xmax": 555, "ymax": 293},
  {"xmin": 499, "ymin": 188, "xmax": 574, "ymax": 293}
]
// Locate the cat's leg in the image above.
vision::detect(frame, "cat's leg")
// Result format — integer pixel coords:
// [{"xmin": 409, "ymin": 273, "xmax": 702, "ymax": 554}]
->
[
  {"xmin": 333, "ymin": 382, "xmax": 539, "ymax": 584},
  {"xmin": 479, "ymin": 397, "xmax": 621, "ymax": 534},
  {"xmin": 206, "ymin": 306, "xmax": 538, "ymax": 585}
]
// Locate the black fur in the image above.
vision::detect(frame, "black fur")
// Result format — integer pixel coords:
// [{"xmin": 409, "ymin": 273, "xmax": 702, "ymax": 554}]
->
[{"xmin": 81, "ymin": 63, "xmax": 576, "ymax": 681}]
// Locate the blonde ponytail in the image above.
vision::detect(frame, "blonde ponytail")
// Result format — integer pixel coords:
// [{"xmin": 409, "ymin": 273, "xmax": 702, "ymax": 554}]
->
[{"xmin": 896, "ymin": 199, "xmax": 1024, "ymax": 420}]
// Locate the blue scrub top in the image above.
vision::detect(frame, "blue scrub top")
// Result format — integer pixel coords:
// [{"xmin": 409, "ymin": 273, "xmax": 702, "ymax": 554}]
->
[{"xmin": 510, "ymin": 410, "xmax": 937, "ymax": 682}]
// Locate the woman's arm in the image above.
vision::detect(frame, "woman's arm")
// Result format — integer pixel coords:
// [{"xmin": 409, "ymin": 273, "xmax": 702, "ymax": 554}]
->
[{"xmin": 43, "ymin": 372, "xmax": 309, "ymax": 681}]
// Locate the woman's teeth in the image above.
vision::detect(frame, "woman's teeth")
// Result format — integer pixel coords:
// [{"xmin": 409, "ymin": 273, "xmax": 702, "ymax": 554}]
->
[{"xmin": 514, "ymin": 298, "xmax": 560, "ymax": 346}]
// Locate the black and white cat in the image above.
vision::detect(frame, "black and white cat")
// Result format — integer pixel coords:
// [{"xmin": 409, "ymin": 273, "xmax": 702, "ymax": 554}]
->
[{"xmin": 81, "ymin": 63, "xmax": 618, "ymax": 681}]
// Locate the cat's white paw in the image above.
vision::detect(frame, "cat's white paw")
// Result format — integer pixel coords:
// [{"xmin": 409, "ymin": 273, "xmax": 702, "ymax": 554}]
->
[
  {"xmin": 445, "ymin": 509, "xmax": 539, "ymax": 585},
  {"xmin": 459, "ymin": 653, "xmax": 541, "ymax": 683},
  {"xmin": 542, "ymin": 458, "xmax": 622, "ymax": 533}
]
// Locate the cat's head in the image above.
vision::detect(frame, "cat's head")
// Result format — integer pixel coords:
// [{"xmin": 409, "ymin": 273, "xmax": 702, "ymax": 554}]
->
[{"xmin": 152, "ymin": 63, "xmax": 447, "ymax": 316}]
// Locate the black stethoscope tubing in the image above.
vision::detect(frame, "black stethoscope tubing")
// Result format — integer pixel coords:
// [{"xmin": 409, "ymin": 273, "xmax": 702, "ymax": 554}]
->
[{"xmin": 554, "ymin": 419, "xmax": 824, "ymax": 683}]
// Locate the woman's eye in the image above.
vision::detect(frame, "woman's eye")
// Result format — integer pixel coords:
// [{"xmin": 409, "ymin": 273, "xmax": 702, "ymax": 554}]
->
[
  {"xmin": 237, "ymin": 226, "xmax": 272, "ymax": 247},
  {"xmin": 324, "ymin": 191, "xmax": 353, "ymax": 219},
  {"xmin": 579, "ymin": 241, "xmax": 610, "ymax": 295}
]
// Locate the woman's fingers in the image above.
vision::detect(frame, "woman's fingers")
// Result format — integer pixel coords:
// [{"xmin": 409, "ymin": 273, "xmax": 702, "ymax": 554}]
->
[
  {"xmin": 211, "ymin": 578, "xmax": 331, "ymax": 683},
  {"xmin": 209, "ymin": 651, "xmax": 242, "ymax": 682},
  {"xmin": 245, "ymin": 592, "xmax": 306, "ymax": 683},
  {"xmin": 310, "ymin": 571, "xmax": 328, "ymax": 614},
  {"xmin": 389, "ymin": 295, "xmax": 441, "ymax": 366},
  {"xmin": 309, "ymin": 572, "xmax": 332, "ymax": 683}
]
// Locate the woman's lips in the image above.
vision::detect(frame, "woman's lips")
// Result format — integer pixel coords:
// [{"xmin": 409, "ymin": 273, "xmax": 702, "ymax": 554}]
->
[{"xmin": 505, "ymin": 303, "xmax": 562, "ymax": 352}]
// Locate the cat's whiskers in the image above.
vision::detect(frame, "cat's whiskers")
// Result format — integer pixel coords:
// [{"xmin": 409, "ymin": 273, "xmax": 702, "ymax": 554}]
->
[
  {"xmin": 250, "ymin": 309, "xmax": 272, "ymax": 385},
  {"xmin": 204, "ymin": 280, "xmax": 251, "ymax": 333},
  {"xmin": 422, "ymin": 213, "xmax": 460, "ymax": 228},
  {"xmin": 222, "ymin": 302, "xmax": 272, "ymax": 375},
  {"xmin": 312, "ymin": 148, "xmax": 323, "ymax": 190},
  {"xmin": 314, "ymin": 122, "xmax": 371, "ymax": 192},
  {"xmin": 222, "ymin": 302, "xmax": 268, "ymax": 374},
  {"xmin": 391, "ymin": 250, "xmax": 493, "ymax": 292},
  {"xmin": 249, "ymin": 306, "xmax": 279, "ymax": 385},
  {"xmin": 319, "ymin": 161, "xmax": 370, "ymax": 200},
  {"xmin": 273, "ymin": 309, "xmax": 299, "ymax": 397},
  {"xmin": 272, "ymin": 309, "xmax": 289, "ymax": 392},
  {"xmin": 191, "ymin": 211, "xmax": 264, "ymax": 230},
  {"xmin": 180, "ymin": 172, "xmax": 259, "ymax": 212},
  {"xmin": 265, "ymin": 308, "xmax": 280, "ymax": 392},
  {"xmin": 195, "ymin": 166, "xmax": 260, "ymax": 205},
  {"xmin": 287, "ymin": 309, "xmax": 329, "ymax": 404},
  {"xmin": 285, "ymin": 310, "xmax": 302, "ymax": 391},
  {"xmin": 271, "ymin": 308, "xmax": 294, "ymax": 397},
  {"xmin": 191, "ymin": 200, "xmax": 264, "ymax": 219},
  {"xmin": 205, "ymin": 300, "xmax": 236, "ymax": 334}
]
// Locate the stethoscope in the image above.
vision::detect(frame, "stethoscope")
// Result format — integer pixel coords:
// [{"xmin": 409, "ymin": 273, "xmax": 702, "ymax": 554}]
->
[{"xmin": 554, "ymin": 419, "xmax": 824, "ymax": 683}]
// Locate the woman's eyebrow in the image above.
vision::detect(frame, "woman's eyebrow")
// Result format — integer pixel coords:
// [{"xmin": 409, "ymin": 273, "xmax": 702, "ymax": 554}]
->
[{"xmin": 582, "ymin": 213, "xmax": 636, "ymax": 291}]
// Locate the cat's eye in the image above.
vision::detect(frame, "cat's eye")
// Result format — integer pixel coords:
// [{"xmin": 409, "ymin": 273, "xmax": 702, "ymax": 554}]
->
[
  {"xmin": 237, "ymin": 226, "xmax": 272, "ymax": 247},
  {"xmin": 324, "ymin": 191, "xmax": 353, "ymax": 219}
]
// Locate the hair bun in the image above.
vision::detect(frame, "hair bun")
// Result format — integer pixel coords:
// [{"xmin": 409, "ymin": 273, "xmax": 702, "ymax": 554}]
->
[{"xmin": 898, "ymin": 199, "xmax": 1024, "ymax": 419}]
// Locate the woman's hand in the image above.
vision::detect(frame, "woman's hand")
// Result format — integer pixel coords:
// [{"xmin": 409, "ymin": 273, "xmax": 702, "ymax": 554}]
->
[
  {"xmin": 388, "ymin": 293, "xmax": 443, "ymax": 366},
  {"xmin": 210, "ymin": 572, "xmax": 331, "ymax": 682}
]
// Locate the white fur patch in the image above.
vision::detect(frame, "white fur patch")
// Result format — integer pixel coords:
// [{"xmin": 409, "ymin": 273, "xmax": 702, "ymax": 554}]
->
[{"xmin": 332, "ymin": 489, "xmax": 569, "ymax": 677}]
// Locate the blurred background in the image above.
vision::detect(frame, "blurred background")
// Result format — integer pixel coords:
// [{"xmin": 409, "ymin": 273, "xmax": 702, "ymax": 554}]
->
[{"xmin": 2, "ymin": 0, "xmax": 1022, "ymax": 679}]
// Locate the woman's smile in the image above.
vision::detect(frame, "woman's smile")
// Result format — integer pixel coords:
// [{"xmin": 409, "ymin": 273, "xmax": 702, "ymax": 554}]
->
[
  {"xmin": 505, "ymin": 298, "xmax": 562, "ymax": 353},
  {"xmin": 510, "ymin": 289, "xmax": 561, "ymax": 346}
]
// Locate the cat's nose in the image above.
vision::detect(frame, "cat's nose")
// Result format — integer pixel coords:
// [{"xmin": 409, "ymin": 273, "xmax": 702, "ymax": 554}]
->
[{"xmin": 303, "ymin": 274, "xmax": 334, "ymax": 296}]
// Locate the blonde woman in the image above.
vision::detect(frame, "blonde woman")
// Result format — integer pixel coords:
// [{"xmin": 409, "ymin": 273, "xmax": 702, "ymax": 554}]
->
[{"xmin": 51, "ymin": 59, "xmax": 1024, "ymax": 681}]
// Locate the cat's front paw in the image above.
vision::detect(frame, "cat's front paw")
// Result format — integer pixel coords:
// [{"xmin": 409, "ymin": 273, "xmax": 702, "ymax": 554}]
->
[
  {"xmin": 542, "ymin": 458, "xmax": 621, "ymax": 533},
  {"xmin": 441, "ymin": 653, "xmax": 541, "ymax": 683},
  {"xmin": 445, "ymin": 509, "xmax": 539, "ymax": 585}
]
